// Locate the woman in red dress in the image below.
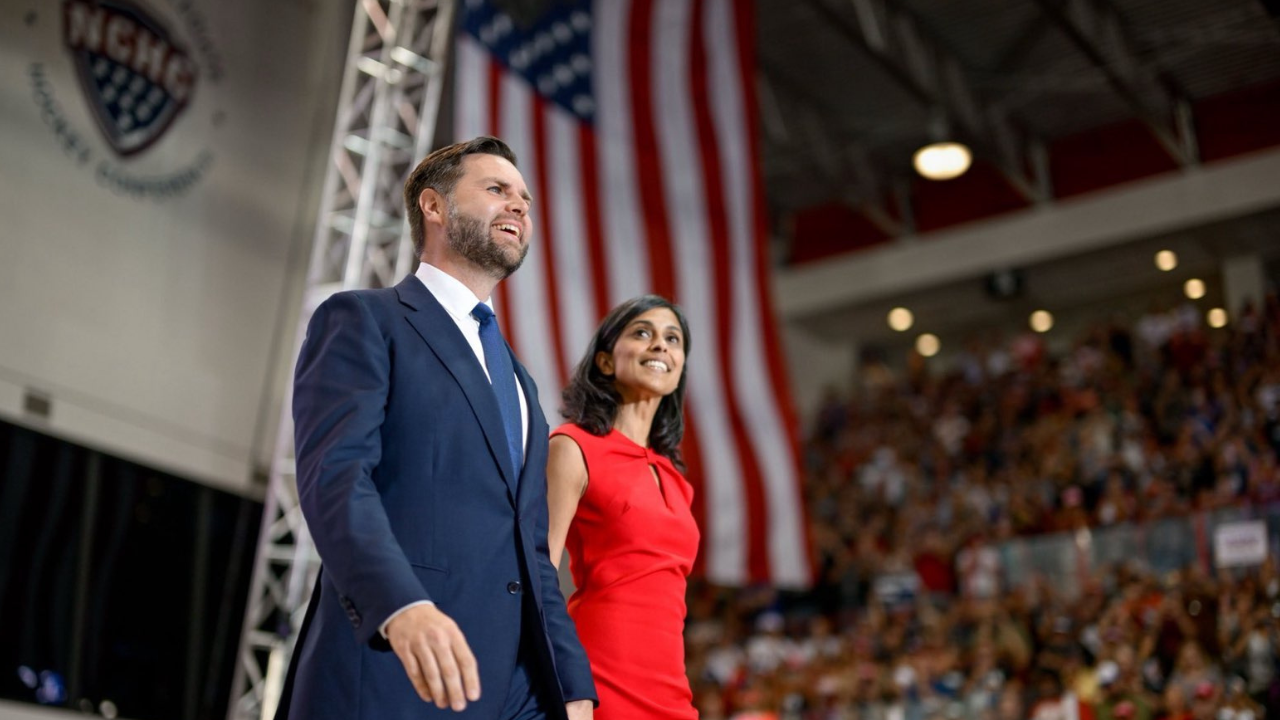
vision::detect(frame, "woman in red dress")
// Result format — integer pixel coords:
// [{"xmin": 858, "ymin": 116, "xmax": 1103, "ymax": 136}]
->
[{"xmin": 547, "ymin": 295, "xmax": 700, "ymax": 720}]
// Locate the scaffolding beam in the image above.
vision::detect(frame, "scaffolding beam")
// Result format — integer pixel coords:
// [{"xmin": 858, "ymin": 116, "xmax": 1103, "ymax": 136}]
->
[
  {"xmin": 1034, "ymin": 0, "xmax": 1199, "ymax": 166},
  {"xmin": 227, "ymin": 2, "xmax": 454, "ymax": 718}
]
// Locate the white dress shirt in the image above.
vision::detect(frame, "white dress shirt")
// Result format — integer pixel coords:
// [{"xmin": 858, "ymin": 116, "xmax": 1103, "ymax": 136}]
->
[
  {"xmin": 412, "ymin": 262, "xmax": 529, "ymax": 449},
  {"xmin": 380, "ymin": 262, "xmax": 529, "ymax": 638}
]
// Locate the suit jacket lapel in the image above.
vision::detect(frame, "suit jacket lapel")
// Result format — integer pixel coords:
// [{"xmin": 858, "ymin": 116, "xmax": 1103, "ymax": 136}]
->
[{"xmin": 396, "ymin": 276, "xmax": 520, "ymax": 502}]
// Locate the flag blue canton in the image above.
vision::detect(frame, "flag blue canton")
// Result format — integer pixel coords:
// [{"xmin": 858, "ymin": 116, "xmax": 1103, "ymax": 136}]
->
[{"xmin": 460, "ymin": 0, "xmax": 595, "ymax": 122}]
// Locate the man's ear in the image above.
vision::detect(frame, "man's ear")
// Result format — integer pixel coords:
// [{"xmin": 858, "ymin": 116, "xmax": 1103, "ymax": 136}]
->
[
  {"xmin": 420, "ymin": 187, "xmax": 447, "ymax": 227},
  {"xmin": 595, "ymin": 351, "xmax": 614, "ymax": 376}
]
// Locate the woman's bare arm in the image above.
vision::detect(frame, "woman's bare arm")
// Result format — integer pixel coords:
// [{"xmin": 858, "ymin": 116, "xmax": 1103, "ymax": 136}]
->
[{"xmin": 546, "ymin": 434, "xmax": 589, "ymax": 570}]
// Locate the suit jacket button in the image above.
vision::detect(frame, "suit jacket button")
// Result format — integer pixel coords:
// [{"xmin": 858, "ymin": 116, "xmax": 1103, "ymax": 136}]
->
[{"xmin": 507, "ymin": 581, "xmax": 521, "ymax": 595}]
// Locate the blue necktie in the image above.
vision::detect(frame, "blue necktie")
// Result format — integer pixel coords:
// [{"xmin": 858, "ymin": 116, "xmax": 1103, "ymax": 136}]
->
[{"xmin": 472, "ymin": 303, "xmax": 523, "ymax": 479}]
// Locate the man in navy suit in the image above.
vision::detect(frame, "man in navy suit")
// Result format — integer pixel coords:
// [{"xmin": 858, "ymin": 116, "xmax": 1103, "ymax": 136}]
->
[{"xmin": 281, "ymin": 136, "xmax": 596, "ymax": 719}]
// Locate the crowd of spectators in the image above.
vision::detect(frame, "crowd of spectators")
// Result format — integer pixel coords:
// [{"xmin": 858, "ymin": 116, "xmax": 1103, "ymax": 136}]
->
[{"xmin": 685, "ymin": 292, "xmax": 1280, "ymax": 720}]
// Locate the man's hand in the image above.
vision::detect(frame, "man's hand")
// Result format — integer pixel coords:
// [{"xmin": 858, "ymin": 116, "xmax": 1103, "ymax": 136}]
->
[
  {"xmin": 566, "ymin": 699, "xmax": 593, "ymax": 720},
  {"xmin": 385, "ymin": 604, "xmax": 481, "ymax": 711}
]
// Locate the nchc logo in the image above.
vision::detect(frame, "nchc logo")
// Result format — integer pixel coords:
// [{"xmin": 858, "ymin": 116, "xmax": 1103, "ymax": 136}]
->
[
  {"xmin": 26, "ymin": 0, "xmax": 223, "ymax": 200},
  {"xmin": 64, "ymin": 0, "xmax": 197, "ymax": 157}
]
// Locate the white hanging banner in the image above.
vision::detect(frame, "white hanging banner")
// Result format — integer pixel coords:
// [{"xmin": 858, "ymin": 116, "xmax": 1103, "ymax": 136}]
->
[{"xmin": 1, "ymin": 0, "xmax": 349, "ymax": 491}]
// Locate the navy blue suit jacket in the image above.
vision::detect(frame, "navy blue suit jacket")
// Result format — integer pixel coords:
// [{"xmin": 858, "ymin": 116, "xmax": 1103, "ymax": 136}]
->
[{"xmin": 282, "ymin": 275, "xmax": 596, "ymax": 719}]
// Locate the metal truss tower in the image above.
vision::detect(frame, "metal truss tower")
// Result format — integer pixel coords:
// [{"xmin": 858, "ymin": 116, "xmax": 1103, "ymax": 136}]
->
[{"xmin": 228, "ymin": 1, "xmax": 455, "ymax": 718}]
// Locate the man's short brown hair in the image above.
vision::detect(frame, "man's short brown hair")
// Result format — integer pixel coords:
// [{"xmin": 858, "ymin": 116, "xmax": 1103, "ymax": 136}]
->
[{"xmin": 403, "ymin": 136, "xmax": 519, "ymax": 258}]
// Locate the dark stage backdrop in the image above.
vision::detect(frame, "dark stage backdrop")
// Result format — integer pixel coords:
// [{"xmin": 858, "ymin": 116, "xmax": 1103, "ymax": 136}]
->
[{"xmin": 0, "ymin": 419, "xmax": 262, "ymax": 720}]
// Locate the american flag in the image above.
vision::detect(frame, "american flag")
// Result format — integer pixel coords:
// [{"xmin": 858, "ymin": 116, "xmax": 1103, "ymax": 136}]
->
[{"xmin": 454, "ymin": 0, "xmax": 811, "ymax": 587}]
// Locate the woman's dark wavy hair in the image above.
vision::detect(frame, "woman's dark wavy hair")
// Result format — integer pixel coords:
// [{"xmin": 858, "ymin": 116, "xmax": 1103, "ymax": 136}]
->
[{"xmin": 561, "ymin": 295, "xmax": 692, "ymax": 470}]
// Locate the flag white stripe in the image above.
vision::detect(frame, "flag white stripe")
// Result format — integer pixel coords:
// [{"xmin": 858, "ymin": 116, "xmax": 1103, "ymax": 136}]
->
[
  {"xmin": 546, "ymin": 105, "xmax": 597, "ymax": 368},
  {"xmin": 454, "ymin": 37, "xmax": 489, "ymax": 141},
  {"xmin": 593, "ymin": 0, "xmax": 649, "ymax": 308},
  {"xmin": 497, "ymin": 75, "xmax": 560, "ymax": 423},
  {"xmin": 707, "ymin": 0, "xmax": 808, "ymax": 586},
  {"xmin": 653, "ymin": 0, "xmax": 747, "ymax": 584}
]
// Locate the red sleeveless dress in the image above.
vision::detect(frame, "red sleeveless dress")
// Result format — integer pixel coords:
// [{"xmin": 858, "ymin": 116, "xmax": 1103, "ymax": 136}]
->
[{"xmin": 551, "ymin": 424, "xmax": 700, "ymax": 720}]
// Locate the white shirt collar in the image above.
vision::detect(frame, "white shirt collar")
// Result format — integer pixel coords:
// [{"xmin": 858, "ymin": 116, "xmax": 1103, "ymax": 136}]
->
[{"xmin": 414, "ymin": 262, "xmax": 491, "ymax": 325}]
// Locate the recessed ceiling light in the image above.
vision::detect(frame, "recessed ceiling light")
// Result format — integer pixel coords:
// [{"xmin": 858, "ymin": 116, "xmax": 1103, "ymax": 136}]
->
[
  {"xmin": 1184, "ymin": 278, "xmax": 1205, "ymax": 300},
  {"xmin": 1207, "ymin": 308, "xmax": 1228, "ymax": 328},
  {"xmin": 1030, "ymin": 310, "xmax": 1054, "ymax": 333},
  {"xmin": 888, "ymin": 307, "xmax": 914, "ymax": 332},
  {"xmin": 916, "ymin": 333, "xmax": 940, "ymax": 357}
]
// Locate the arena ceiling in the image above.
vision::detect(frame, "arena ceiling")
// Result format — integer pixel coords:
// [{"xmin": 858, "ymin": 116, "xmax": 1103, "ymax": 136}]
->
[{"xmin": 756, "ymin": 0, "xmax": 1280, "ymax": 265}]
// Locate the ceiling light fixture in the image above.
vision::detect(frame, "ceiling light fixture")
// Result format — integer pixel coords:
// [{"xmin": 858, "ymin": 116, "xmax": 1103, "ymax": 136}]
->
[{"xmin": 913, "ymin": 141, "xmax": 972, "ymax": 181}]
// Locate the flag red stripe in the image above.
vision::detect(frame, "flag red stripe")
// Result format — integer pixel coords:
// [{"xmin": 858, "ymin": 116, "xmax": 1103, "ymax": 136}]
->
[
  {"xmin": 488, "ymin": 57, "xmax": 516, "ymax": 347},
  {"xmin": 531, "ymin": 95, "xmax": 569, "ymax": 387},
  {"xmin": 577, "ymin": 123, "xmax": 611, "ymax": 325},
  {"xmin": 690, "ymin": 0, "xmax": 771, "ymax": 582},
  {"xmin": 627, "ymin": 0, "xmax": 676, "ymax": 300},
  {"xmin": 732, "ymin": 0, "xmax": 814, "ymax": 579}
]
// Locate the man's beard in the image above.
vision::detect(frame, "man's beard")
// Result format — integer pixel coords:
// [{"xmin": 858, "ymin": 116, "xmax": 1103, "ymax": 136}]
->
[{"xmin": 445, "ymin": 203, "xmax": 528, "ymax": 280}]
